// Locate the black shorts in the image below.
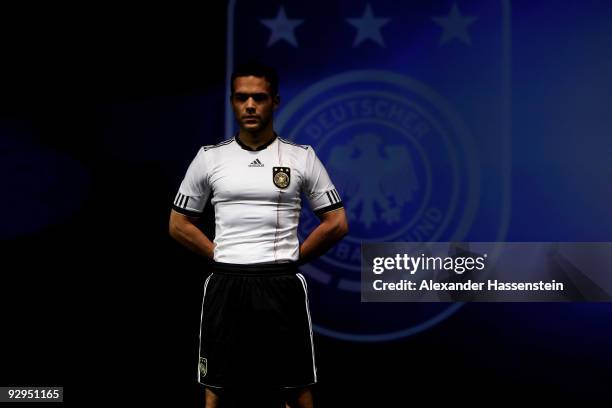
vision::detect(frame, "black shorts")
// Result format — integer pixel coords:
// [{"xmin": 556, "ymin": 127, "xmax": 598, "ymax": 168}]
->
[{"xmin": 197, "ymin": 262, "xmax": 317, "ymax": 389}]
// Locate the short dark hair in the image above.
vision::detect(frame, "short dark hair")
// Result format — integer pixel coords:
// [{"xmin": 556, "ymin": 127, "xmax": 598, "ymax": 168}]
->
[{"xmin": 230, "ymin": 61, "xmax": 279, "ymax": 96}]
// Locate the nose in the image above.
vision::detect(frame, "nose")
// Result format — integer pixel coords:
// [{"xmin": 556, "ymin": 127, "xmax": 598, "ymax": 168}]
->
[{"xmin": 245, "ymin": 98, "xmax": 256, "ymax": 113}]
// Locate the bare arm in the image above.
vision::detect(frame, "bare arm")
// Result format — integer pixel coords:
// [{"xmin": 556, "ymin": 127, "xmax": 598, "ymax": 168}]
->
[
  {"xmin": 168, "ymin": 209, "xmax": 215, "ymax": 259},
  {"xmin": 299, "ymin": 208, "xmax": 349, "ymax": 264}
]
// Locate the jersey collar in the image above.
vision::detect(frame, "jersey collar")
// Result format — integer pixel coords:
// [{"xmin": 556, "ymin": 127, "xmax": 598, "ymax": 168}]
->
[{"xmin": 235, "ymin": 132, "xmax": 278, "ymax": 151}]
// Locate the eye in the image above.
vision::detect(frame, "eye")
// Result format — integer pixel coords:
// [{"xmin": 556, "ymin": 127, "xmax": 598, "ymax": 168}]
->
[
  {"xmin": 235, "ymin": 94, "xmax": 248, "ymax": 102},
  {"xmin": 253, "ymin": 94, "xmax": 269, "ymax": 102}
]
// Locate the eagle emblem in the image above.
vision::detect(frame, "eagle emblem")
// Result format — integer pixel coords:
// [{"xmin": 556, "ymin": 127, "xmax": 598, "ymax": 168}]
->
[{"xmin": 273, "ymin": 167, "xmax": 291, "ymax": 189}]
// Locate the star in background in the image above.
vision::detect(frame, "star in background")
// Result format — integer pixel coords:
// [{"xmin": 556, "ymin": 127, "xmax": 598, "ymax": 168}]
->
[
  {"xmin": 432, "ymin": 3, "xmax": 477, "ymax": 46},
  {"xmin": 260, "ymin": 6, "xmax": 304, "ymax": 47},
  {"xmin": 346, "ymin": 3, "xmax": 390, "ymax": 48}
]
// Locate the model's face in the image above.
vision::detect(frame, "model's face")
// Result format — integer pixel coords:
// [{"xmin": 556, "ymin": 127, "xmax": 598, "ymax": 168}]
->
[{"xmin": 231, "ymin": 76, "xmax": 279, "ymax": 132}]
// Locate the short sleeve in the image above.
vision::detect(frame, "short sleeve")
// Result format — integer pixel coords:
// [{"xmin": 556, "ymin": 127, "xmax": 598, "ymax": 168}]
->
[
  {"xmin": 172, "ymin": 147, "xmax": 212, "ymax": 217},
  {"xmin": 303, "ymin": 146, "xmax": 344, "ymax": 216}
]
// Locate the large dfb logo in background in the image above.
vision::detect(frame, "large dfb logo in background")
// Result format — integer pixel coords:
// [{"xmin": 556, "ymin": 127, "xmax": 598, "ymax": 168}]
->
[
  {"xmin": 227, "ymin": 1, "xmax": 512, "ymax": 341},
  {"xmin": 278, "ymin": 70, "xmax": 479, "ymax": 341}
]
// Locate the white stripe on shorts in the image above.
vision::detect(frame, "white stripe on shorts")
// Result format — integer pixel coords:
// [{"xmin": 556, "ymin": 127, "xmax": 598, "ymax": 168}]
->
[
  {"xmin": 296, "ymin": 273, "xmax": 317, "ymax": 383},
  {"xmin": 197, "ymin": 273, "xmax": 214, "ymax": 383}
]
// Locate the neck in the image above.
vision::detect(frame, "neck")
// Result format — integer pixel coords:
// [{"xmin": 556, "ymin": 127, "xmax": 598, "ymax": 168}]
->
[{"xmin": 237, "ymin": 125, "xmax": 276, "ymax": 150}]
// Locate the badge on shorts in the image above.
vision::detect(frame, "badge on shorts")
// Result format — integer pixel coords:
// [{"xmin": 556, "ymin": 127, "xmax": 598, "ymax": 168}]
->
[
  {"xmin": 199, "ymin": 357, "xmax": 207, "ymax": 377},
  {"xmin": 273, "ymin": 167, "xmax": 291, "ymax": 189}
]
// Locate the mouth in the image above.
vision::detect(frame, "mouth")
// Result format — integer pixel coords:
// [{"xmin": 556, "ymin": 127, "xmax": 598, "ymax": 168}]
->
[{"xmin": 243, "ymin": 117, "xmax": 259, "ymax": 123}]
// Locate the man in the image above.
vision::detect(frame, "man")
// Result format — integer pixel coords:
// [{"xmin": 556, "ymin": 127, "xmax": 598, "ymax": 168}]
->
[{"xmin": 169, "ymin": 62, "xmax": 348, "ymax": 407}]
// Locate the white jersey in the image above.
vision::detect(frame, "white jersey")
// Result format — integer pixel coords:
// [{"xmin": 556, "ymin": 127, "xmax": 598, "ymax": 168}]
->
[{"xmin": 173, "ymin": 133, "xmax": 343, "ymax": 264}]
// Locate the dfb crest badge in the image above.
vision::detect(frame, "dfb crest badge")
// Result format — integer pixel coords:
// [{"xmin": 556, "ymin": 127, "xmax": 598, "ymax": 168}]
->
[
  {"xmin": 273, "ymin": 167, "xmax": 291, "ymax": 189},
  {"xmin": 199, "ymin": 357, "xmax": 207, "ymax": 378}
]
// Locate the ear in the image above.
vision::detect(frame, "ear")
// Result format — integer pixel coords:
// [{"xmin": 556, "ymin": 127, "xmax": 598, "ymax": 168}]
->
[{"xmin": 273, "ymin": 94, "xmax": 280, "ymax": 110}]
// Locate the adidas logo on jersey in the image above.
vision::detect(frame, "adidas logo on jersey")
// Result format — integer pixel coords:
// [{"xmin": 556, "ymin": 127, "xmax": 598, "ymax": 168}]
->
[{"xmin": 248, "ymin": 158, "xmax": 264, "ymax": 167}]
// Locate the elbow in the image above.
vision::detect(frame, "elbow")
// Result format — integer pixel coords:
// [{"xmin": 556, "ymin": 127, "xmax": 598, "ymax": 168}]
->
[
  {"xmin": 168, "ymin": 223, "xmax": 176, "ymax": 239},
  {"xmin": 168, "ymin": 219, "xmax": 180, "ymax": 240},
  {"xmin": 340, "ymin": 223, "xmax": 349, "ymax": 238},
  {"xmin": 335, "ymin": 218, "xmax": 349, "ymax": 239}
]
